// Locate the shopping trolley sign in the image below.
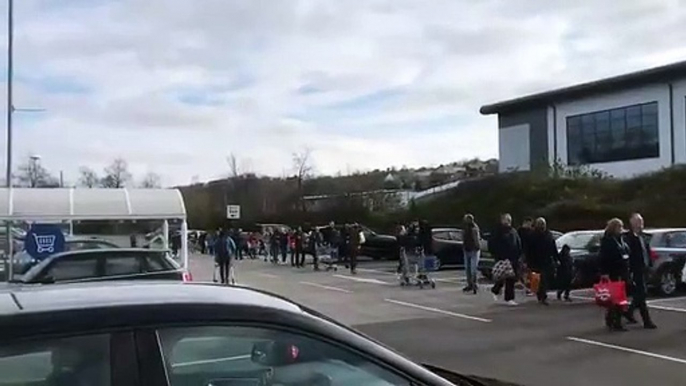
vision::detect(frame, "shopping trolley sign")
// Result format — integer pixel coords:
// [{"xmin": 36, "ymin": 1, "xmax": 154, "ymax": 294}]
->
[{"xmin": 25, "ymin": 224, "xmax": 66, "ymax": 260}]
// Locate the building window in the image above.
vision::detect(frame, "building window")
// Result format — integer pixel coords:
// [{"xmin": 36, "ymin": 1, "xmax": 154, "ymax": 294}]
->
[{"xmin": 566, "ymin": 102, "xmax": 659, "ymax": 165}]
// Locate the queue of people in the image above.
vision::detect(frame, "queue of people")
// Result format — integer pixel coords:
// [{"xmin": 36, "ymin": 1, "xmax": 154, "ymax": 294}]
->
[{"xmin": 480, "ymin": 211, "xmax": 656, "ymax": 332}]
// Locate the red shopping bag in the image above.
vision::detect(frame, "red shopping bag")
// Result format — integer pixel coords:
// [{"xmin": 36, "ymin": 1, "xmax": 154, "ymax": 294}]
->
[{"xmin": 593, "ymin": 277, "xmax": 629, "ymax": 310}]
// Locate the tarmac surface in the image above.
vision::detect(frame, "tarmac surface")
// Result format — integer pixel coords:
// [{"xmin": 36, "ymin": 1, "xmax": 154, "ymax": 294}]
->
[{"xmin": 189, "ymin": 253, "xmax": 686, "ymax": 386}]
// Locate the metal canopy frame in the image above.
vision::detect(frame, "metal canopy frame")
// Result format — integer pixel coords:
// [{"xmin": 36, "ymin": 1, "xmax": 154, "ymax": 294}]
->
[{"xmin": 1, "ymin": 188, "xmax": 189, "ymax": 278}]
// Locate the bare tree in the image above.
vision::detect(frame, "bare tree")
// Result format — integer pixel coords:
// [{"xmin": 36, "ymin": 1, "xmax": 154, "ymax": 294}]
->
[
  {"xmin": 15, "ymin": 156, "xmax": 56, "ymax": 188},
  {"xmin": 140, "ymin": 172, "xmax": 162, "ymax": 188},
  {"xmin": 292, "ymin": 148, "xmax": 313, "ymax": 211},
  {"xmin": 101, "ymin": 158, "xmax": 132, "ymax": 188},
  {"xmin": 227, "ymin": 153, "xmax": 240, "ymax": 178},
  {"xmin": 78, "ymin": 166, "xmax": 100, "ymax": 188}
]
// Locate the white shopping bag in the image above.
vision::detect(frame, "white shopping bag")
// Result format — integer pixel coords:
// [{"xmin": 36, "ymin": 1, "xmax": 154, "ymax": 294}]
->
[{"xmin": 681, "ymin": 262, "xmax": 686, "ymax": 284}]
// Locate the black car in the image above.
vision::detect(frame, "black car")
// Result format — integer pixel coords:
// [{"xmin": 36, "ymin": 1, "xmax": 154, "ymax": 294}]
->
[
  {"xmin": 359, "ymin": 225, "xmax": 398, "ymax": 259},
  {"xmin": 14, "ymin": 248, "xmax": 190, "ymax": 284},
  {"xmin": 0, "ymin": 281, "xmax": 517, "ymax": 386}
]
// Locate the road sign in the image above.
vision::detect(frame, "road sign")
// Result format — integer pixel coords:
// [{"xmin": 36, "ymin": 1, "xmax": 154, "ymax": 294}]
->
[
  {"xmin": 25, "ymin": 224, "xmax": 65, "ymax": 260},
  {"xmin": 226, "ymin": 205, "xmax": 241, "ymax": 219}
]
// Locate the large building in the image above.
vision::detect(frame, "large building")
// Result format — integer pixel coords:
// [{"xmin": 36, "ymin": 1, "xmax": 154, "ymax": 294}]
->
[{"xmin": 480, "ymin": 60, "xmax": 686, "ymax": 177}]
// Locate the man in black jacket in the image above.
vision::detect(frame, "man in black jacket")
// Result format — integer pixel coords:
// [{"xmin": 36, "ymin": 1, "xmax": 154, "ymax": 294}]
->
[
  {"xmin": 529, "ymin": 217, "xmax": 559, "ymax": 305},
  {"xmin": 623, "ymin": 213, "xmax": 657, "ymax": 329},
  {"xmin": 489, "ymin": 213, "xmax": 522, "ymax": 305}
]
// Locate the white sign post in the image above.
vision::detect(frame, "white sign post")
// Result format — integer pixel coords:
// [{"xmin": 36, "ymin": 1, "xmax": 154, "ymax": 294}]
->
[{"xmin": 226, "ymin": 205, "xmax": 241, "ymax": 220}]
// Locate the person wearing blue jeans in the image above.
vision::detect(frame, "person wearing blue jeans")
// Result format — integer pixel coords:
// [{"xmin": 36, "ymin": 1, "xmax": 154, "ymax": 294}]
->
[{"xmin": 462, "ymin": 214, "xmax": 482, "ymax": 294}]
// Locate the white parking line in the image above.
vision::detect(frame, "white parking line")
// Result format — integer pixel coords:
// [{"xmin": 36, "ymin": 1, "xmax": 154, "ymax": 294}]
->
[
  {"xmin": 172, "ymin": 354, "xmax": 251, "ymax": 368},
  {"xmin": 648, "ymin": 304, "xmax": 686, "ymax": 313},
  {"xmin": 434, "ymin": 277, "xmax": 466, "ymax": 283},
  {"xmin": 647, "ymin": 295, "xmax": 686, "ymax": 304},
  {"xmin": 333, "ymin": 274, "xmax": 392, "ymax": 285},
  {"xmin": 356, "ymin": 268, "xmax": 395, "ymax": 276},
  {"xmin": 567, "ymin": 337, "xmax": 686, "ymax": 365},
  {"xmin": 384, "ymin": 298, "xmax": 492, "ymax": 323},
  {"xmin": 299, "ymin": 281, "xmax": 352, "ymax": 293}
]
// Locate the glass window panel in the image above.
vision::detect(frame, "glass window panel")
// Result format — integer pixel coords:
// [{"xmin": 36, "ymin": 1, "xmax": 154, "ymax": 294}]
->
[{"xmin": 565, "ymin": 102, "xmax": 659, "ymax": 165}]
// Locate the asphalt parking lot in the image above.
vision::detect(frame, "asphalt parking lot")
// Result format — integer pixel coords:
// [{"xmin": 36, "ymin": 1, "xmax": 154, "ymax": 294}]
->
[{"xmin": 188, "ymin": 254, "xmax": 686, "ymax": 386}]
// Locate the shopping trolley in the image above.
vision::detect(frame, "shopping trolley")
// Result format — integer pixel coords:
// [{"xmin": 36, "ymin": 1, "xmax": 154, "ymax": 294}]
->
[
  {"xmin": 33, "ymin": 234, "xmax": 56, "ymax": 254},
  {"xmin": 319, "ymin": 244, "xmax": 338, "ymax": 272},
  {"xmin": 399, "ymin": 247, "xmax": 437, "ymax": 289}
]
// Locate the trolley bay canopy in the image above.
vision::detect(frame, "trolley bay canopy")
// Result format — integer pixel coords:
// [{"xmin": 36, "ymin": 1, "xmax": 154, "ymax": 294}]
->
[{"xmin": 0, "ymin": 188, "xmax": 189, "ymax": 274}]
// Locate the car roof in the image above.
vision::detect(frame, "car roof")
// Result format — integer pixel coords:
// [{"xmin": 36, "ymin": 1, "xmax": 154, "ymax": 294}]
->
[
  {"xmin": 48, "ymin": 247, "xmax": 164, "ymax": 258},
  {"xmin": 562, "ymin": 230, "xmax": 604, "ymax": 235},
  {"xmin": 643, "ymin": 228, "xmax": 686, "ymax": 234},
  {"xmin": 0, "ymin": 281, "xmax": 303, "ymax": 317}
]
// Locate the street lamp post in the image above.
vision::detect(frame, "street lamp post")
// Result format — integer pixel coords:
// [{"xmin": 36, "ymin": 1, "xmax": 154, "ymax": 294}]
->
[
  {"xmin": 6, "ymin": 0, "xmax": 12, "ymax": 188},
  {"xmin": 4, "ymin": 0, "xmax": 13, "ymax": 282}
]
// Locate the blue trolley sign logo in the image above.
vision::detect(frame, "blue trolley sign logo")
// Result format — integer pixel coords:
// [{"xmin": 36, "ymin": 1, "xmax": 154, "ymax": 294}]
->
[{"xmin": 25, "ymin": 224, "xmax": 66, "ymax": 260}]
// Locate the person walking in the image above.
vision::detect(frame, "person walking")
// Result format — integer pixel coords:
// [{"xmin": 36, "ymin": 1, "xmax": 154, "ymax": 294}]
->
[
  {"xmin": 489, "ymin": 214, "xmax": 522, "ymax": 306},
  {"xmin": 623, "ymin": 213, "xmax": 657, "ymax": 329},
  {"xmin": 599, "ymin": 218, "xmax": 631, "ymax": 331},
  {"xmin": 528, "ymin": 217, "xmax": 558, "ymax": 306},
  {"xmin": 462, "ymin": 214, "xmax": 481, "ymax": 294},
  {"xmin": 129, "ymin": 233, "xmax": 138, "ymax": 248},
  {"xmin": 215, "ymin": 229, "xmax": 237, "ymax": 285}
]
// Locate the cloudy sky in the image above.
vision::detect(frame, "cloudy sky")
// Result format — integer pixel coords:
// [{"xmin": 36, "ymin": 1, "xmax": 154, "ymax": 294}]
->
[{"xmin": 2, "ymin": 0, "xmax": 686, "ymax": 186}]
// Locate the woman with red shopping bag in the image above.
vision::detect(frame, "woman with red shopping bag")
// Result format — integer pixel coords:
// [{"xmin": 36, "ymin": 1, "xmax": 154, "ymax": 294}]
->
[{"xmin": 598, "ymin": 218, "xmax": 631, "ymax": 332}]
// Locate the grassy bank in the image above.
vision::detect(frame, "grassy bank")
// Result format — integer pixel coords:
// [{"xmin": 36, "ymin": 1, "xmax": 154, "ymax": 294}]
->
[{"xmin": 399, "ymin": 166, "xmax": 686, "ymax": 232}]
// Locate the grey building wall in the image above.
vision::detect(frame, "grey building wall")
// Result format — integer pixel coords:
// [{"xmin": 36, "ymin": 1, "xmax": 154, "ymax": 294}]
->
[{"xmin": 498, "ymin": 107, "xmax": 549, "ymax": 170}]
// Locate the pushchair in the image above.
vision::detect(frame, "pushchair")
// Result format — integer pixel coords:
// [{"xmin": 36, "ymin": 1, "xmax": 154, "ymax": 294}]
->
[{"xmin": 399, "ymin": 247, "xmax": 437, "ymax": 289}]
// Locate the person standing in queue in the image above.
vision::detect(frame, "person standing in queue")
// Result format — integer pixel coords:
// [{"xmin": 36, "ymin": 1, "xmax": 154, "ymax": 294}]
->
[
  {"xmin": 528, "ymin": 217, "xmax": 558, "ymax": 306},
  {"xmin": 349, "ymin": 224, "xmax": 362, "ymax": 275},
  {"xmin": 517, "ymin": 217, "xmax": 534, "ymax": 295},
  {"xmin": 295, "ymin": 227, "xmax": 305, "ymax": 268},
  {"xmin": 340, "ymin": 224, "xmax": 350, "ymax": 268},
  {"xmin": 623, "ymin": 213, "xmax": 657, "ymax": 329},
  {"xmin": 556, "ymin": 244, "xmax": 573, "ymax": 302},
  {"xmin": 462, "ymin": 214, "xmax": 481, "ymax": 294},
  {"xmin": 489, "ymin": 213, "xmax": 522, "ymax": 306},
  {"xmin": 215, "ymin": 229, "xmax": 237, "ymax": 285},
  {"xmin": 599, "ymin": 218, "xmax": 631, "ymax": 331}
]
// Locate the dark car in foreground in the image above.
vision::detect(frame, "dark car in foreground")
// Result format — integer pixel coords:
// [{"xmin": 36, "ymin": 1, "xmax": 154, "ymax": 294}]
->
[
  {"xmin": 14, "ymin": 248, "xmax": 190, "ymax": 284},
  {"xmin": 554, "ymin": 228, "xmax": 686, "ymax": 295},
  {"xmin": 0, "ymin": 281, "xmax": 516, "ymax": 386}
]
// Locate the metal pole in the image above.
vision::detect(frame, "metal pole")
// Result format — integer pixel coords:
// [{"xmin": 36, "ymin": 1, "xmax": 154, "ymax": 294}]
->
[
  {"xmin": 5, "ymin": 0, "xmax": 14, "ymax": 282},
  {"xmin": 6, "ymin": 0, "xmax": 13, "ymax": 188}
]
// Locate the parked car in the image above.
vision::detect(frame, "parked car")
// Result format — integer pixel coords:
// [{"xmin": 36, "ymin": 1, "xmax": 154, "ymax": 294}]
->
[
  {"xmin": 0, "ymin": 281, "xmax": 517, "ymax": 386},
  {"xmin": 9, "ymin": 236, "xmax": 120, "ymax": 276},
  {"xmin": 358, "ymin": 225, "xmax": 398, "ymax": 259},
  {"xmin": 13, "ymin": 248, "xmax": 190, "ymax": 285},
  {"xmin": 553, "ymin": 228, "xmax": 686, "ymax": 295}
]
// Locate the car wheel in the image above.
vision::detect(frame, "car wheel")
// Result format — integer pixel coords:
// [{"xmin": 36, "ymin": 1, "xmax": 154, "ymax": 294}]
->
[{"xmin": 658, "ymin": 267, "xmax": 678, "ymax": 296}]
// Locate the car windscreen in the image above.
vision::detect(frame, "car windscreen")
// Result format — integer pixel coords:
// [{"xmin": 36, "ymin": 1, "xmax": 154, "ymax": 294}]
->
[{"xmin": 556, "ymin": 232, "xmax": 601, "ymax": 250}]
